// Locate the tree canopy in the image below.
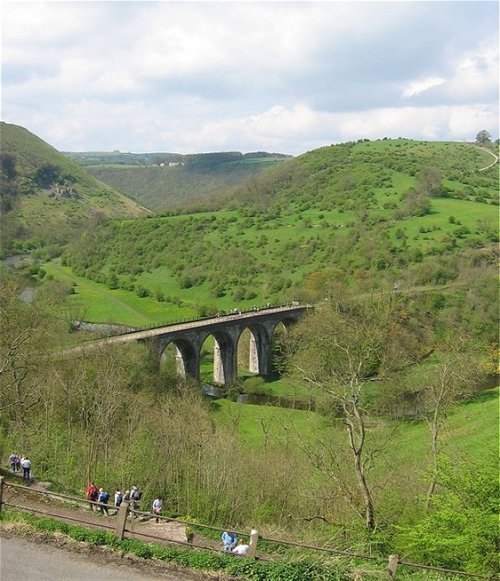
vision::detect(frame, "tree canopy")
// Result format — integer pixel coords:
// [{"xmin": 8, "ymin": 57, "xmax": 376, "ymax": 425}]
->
[{"xmin": 475, "ymin": 129, "xmax": 492, "ymax": 145}]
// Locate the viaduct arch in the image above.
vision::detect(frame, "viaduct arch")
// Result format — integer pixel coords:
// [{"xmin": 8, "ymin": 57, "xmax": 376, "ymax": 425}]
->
[
  {"xmin": 69, "ymin": 305, "xmax": 311, "ymax": 387},
  {"xmin": 144, "ymin": 307, "xmax": 307, "ymax": 386}
]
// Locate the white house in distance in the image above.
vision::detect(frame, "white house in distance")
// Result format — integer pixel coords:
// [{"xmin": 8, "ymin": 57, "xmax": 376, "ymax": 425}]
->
[{"xmin": 154, "ymin": 161, "xmax": 185, "ymax": 168}]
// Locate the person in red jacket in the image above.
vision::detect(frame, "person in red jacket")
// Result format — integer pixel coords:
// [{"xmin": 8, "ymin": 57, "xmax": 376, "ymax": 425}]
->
[{"xmin": 86, "ymin": 482, "xmax": 98, "ymax": 510}]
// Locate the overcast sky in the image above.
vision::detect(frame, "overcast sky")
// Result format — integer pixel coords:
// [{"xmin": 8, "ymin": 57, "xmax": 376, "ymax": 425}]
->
[{"xmin": 1, "ymin": 1, "xmax": 498, "ymax": 155}]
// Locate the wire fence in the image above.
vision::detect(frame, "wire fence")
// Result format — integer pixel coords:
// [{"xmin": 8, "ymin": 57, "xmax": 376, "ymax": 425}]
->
[{"xmin": 0, "ymin": 479, "xmax": 495, "ymax": 580}]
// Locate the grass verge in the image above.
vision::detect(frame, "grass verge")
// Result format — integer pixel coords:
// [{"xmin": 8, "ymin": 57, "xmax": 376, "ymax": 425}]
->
[{"xmin": 0, "ymin": 509, "xmax": 469, "ymax": 580}]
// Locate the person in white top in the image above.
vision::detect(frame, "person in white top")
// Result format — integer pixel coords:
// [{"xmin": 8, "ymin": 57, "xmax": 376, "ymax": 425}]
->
[
  {"xmin": 21, "ymin": 457, "xmax": 31, "ymax": 481},
  {"xmin": 232, "ymin": 539, "xmax": 250, "ymax": 556},
  {"xmin": 152, "ymin": 497, "xmax": 163, "ymax": 523}
]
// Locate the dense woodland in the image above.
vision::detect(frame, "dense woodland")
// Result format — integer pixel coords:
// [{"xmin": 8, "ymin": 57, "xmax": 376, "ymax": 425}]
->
[{"xmin": 0, "ymin": 124, "xmax": 498, "ymax": 576}]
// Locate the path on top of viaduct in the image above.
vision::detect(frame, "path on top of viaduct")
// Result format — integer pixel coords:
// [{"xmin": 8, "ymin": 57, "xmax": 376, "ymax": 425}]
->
[{"xmin": 67, "ymin": 304, "xmax": 312, "ymax": 387}]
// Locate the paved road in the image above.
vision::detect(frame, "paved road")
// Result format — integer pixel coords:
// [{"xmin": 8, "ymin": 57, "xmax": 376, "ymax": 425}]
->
[{"xmin": 0, "ymin": 535, "xmax": 204, "ymax": 581}]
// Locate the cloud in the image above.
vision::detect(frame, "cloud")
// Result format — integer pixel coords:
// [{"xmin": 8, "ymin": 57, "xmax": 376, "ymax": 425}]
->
[
  {"xmin": 403, "ymin": 77, "xmax": 446, "ymax": 98},
  {"xmin": 445, "ymin": 41, "xmax": 499, "ymax": 101},
  {"xmin": 1, "ymin": 1, "xmax": 498, "ymax": 154},
  {"xmin": 335, "ymin": 104, "xmax": 498, "ymax": 143}
]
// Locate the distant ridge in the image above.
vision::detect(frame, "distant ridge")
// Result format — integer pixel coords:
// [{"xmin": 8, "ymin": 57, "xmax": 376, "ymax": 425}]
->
[
  {"xmin": 69, "ymin": 150, "xmax": 292, "ymax": 212},
  {"xmin": 64, "ymin": 149, "xmax": 292, "ymax": 166}
]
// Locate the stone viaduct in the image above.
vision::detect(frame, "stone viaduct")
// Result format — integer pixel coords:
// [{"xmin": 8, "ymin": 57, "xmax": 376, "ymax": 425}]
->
[{"xmin": 71, "ymin": 304, "xmax": 312, "ymax": 387}]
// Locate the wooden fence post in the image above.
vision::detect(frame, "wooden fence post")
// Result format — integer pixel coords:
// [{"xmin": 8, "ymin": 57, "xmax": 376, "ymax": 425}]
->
[
  {"xmin": 247, "ymin": 528, "xmax": 259, "ymax": 559},
  {"xmin": 0, "ymin": 476, "xmax": 4, "ymax": 513},
  {"xmin": 387, "ymin": 554, "xmax": 398, "ymax": 579},
  {"xmin": 115, "ymin": 501, "xmax": 129, "ymax": 541}
]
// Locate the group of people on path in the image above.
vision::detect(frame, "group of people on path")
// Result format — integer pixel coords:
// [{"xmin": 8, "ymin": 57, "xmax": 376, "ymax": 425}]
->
[
  {"xmin": 221, "ymin": 530, "xmax": 250, "ymax": 556},
  {"xmin": 8, "ymin": 453, "xmax": 32, "ymax": 482},
  {"xmin": 7, "ymin": 459, "xmax": 248, "ymax": 555},
  {"xmin": 85, "ymin": 483, "xmax": 246, "ymax": 555},
  {"xmin": 85, "ymin": 482, "xmax": 162, "ymax": 522}
]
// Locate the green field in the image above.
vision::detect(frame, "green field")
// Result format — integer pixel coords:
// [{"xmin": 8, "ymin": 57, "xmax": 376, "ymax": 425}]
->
[
  {"xmin": 211, "ymin": 386, "xmax": 499, "ymax": 467},
  {"xmin": 43, "ymin": 260, "xmax": 193, "ymax": 326}
]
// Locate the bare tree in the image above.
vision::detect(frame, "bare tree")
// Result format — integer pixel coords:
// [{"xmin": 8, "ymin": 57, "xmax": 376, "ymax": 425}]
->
[
  {"xmin": 285, "ymin": 293, "xmax": 421, "ymax": 531},
  {"xmin": 412, "ymin": 336, "xmax": 486, "ymax": 508},
  {"xmin": 0, "ymin": 273, "xmax": 57, "ymax": 421}
]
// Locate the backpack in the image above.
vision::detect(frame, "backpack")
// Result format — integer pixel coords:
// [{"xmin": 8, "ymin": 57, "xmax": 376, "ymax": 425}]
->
[{"xmin": 131, "ymin": 488, "xmax": 141, "ymax": 500}]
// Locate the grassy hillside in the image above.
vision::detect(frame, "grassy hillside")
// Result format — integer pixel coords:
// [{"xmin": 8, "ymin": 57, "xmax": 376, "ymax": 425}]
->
[
  {"xmin": 211, "ymin": 386, "xmax": 499, "ymax": 460},
  {"xmin": 212, "ymin": 138, "xmax": 498, "ymax": 210},
  {"xmin": 47, "ymin": 139, "xmax": 497, "ymax": 333},
  {"xmin": 83, "ymin": 152, "xmax": 290, "ymax": 211},
  {"xmin": 0, "ymin": 122, "xmax": 149, "ymax": 256}
]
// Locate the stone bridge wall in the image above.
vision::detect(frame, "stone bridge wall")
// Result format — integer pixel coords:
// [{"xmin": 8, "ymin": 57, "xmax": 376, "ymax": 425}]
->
[
  {"xmin": 141, "ymin": 307, "xmax": 309, "ymax": 386},
  {"xmin": 67, "ymin": 305, "xmax": 311, "ymax": 388}
]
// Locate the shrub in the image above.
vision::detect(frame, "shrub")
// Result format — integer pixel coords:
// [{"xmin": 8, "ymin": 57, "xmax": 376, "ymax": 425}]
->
[
  {"xmin": 395, "ymin": 457, "xmax": 499, "ymax": 575},
  {"xmin": 453, "ymin": 226, "xmax": 470, "ymax": 238},
  {"xmin": 180, "ymin": 276, "xmax": 193, "ymax": 289},
  {"xmin": 135, "ymin": 284, "xmax": 150, "ymax": 297},
  {"xmin": 243, "ymin": 376, "xmax": 269, "ymax": 395},
  {"xmin": 232, "ymin": 287, "xmax": 246, "ymax": 301}
]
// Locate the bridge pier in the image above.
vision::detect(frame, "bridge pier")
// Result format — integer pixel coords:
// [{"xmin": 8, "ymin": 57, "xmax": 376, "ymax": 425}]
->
[
  {"xmin": 132, "ymin": 306, "xmax": 310, "ymax": 388},
  {"xmin": 249, "ymin": 333, "xmax": 259, "ymax": 374},
  {"xmin": 248, "ymin": 328, "xmax": 272, "ymax": 376},
  {"xmin": 175, "ymin": 343, "xmax": 200, "ymax": 381},
  {"xmin": 213, "ymin": 330, "xmax": 239, "ymax": 386}
]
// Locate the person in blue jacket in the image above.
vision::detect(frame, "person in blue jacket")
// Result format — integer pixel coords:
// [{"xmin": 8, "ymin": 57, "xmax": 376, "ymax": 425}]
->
[
  {"xmin": 221, "ymin": 530, "xmax": 237, "ymax": 552},
  {"xmin": 98, "ymin": 488, "xmax": 110, "ymax": 516}
]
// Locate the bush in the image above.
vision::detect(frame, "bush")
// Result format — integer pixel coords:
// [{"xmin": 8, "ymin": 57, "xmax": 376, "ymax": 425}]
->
[
  {"xmin": 395, "ymin": 457, "xmax": 499, "ymax": 575},
  {"xmin": 232, "ymin": 287, "xmax": 246, "ymax": 301},
  {"xmin": 243, "ymin": 376, "xmax": 269, "ymax": 395},
  {"xmin": 135, "ymin": 285, "xmax": 150, "ymax": 297},
  {"xmin": 180, "ymin": 276, "xmax": 193, "ymax": 289}
]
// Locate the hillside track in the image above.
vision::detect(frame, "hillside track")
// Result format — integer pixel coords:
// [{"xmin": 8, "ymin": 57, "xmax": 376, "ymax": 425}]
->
[
  {"xmin": 2, "ymin": 482, "xmax": 187, "ymax": 544},
  {"xmin": 476, "ymin": 146, "xmax": 499, "ymax": 171}
]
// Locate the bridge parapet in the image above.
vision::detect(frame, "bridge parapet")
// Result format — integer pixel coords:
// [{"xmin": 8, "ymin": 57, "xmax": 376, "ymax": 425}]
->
[{"xmin": 66, "ymin": 304, "xmax": 313, "ymax": 387}]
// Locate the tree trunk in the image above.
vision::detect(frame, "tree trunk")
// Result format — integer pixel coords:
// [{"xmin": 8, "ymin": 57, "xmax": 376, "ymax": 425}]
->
[
  {"xmin": 353, "ymin": 442, "xmax": 375, "ymax": 530},
  {"xmin": 425, "ymin": 404, "xmax": 440, "ymax": 509},
  {"xmin": 346, "ymin": 399, "xmax": 376, "ymax": 531}
]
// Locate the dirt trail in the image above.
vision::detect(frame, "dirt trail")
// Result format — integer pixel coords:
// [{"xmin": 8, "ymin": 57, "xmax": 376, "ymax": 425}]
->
[
  {"xmin": 3, "ymin": 479, "xmax": 189, "ymax": 546},
  {"xmin": 476, "ymin": 145, "xmax": 498, "ymax": 171}
]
